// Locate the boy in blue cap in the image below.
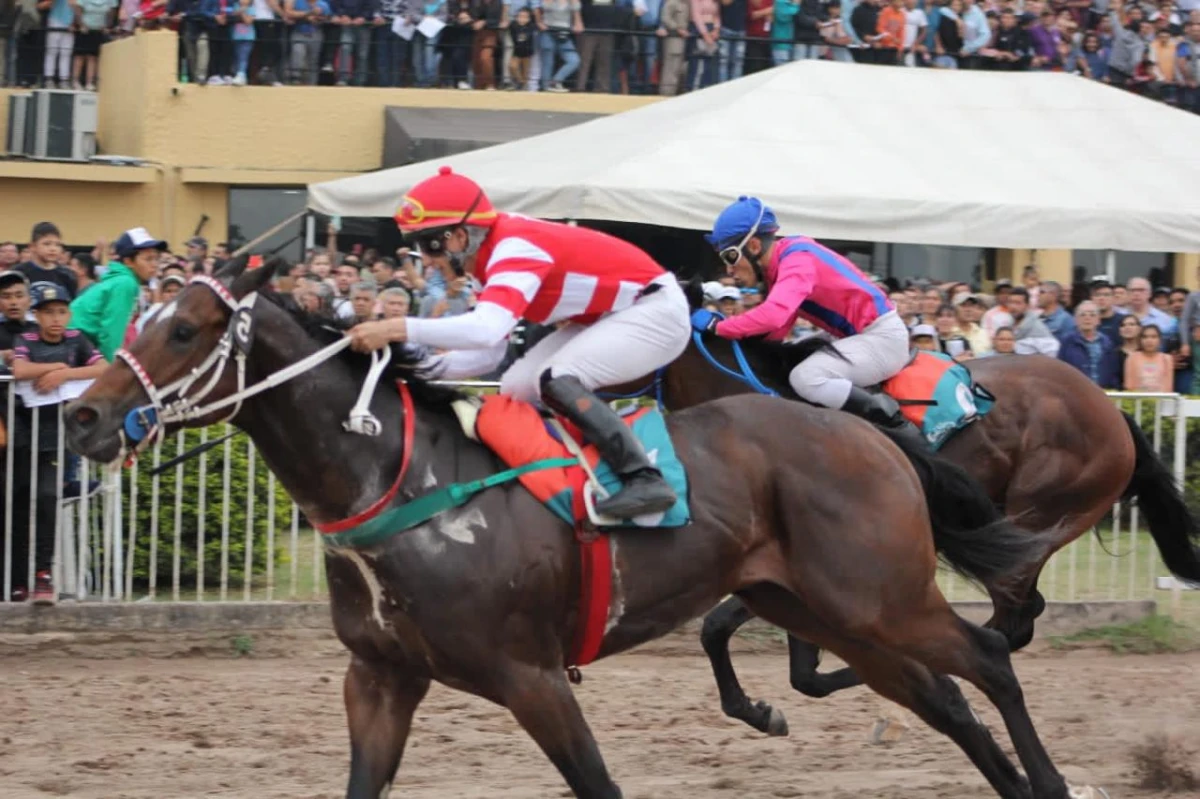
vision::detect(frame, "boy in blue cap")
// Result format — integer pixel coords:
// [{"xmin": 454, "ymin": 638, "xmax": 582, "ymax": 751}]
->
[
  {"xmin": 69, "ymin": 227, "xmax": 168, "ymax": 361},
  {"xmin": 9, "ymin": 282, "xmax": 106, "ymax": 604}
]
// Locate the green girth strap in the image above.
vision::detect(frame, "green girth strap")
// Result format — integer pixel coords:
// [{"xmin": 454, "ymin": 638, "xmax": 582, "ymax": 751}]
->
[{"xmin": 322, "ymin": 457, "xmax": 580, "ymax": 549}]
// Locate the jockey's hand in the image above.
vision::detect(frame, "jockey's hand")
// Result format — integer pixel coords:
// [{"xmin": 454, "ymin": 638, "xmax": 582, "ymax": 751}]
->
[
  {"xmin": 690, "ymin": 309, "xmax": 723, "ymax": 334},
  {"xmin": 348, "ymin": 319, "xmax": 404, "ymax": 352}
]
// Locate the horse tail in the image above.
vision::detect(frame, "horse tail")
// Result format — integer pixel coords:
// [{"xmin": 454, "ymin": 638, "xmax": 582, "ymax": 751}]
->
[
  {"xmin": 1121, "ymin": 411, "xmax": 1200, "ymax": 583},
  {"xmin": 879, "ymin": 427, "xmax": 1050, "ymax": 596}
]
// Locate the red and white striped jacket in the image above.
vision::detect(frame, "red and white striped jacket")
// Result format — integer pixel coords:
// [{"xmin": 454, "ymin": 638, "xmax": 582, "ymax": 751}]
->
[{"xmin": 405, "ymin": 214, "xmax": 667, "ymax": 356}]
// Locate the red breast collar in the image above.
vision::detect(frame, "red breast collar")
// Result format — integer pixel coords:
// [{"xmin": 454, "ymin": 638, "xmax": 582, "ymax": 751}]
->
[{"xmin": 315, "ymin": 381, "xmax": 416, "ymax": 535}]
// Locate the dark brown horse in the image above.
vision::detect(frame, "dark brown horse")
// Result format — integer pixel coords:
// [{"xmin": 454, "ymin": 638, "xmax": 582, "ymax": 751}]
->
[
  {"xmin": 612, "ymin": 307, "xmax": 1200, "ymax": 736},
  {"xmin": 63, "ymin": 258, "xmax": 1102, "ymax": 799}
]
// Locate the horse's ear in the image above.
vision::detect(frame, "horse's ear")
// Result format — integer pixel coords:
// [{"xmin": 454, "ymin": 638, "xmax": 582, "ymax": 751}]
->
[
  {"xmin": 231, "ymin": 258, "xmax": 278, "ymax": 299},
  {"xmin": 216, "ymin": 254, "xmax": 249, "ymax": 281},
  {"xmin": 681, "ymin": 279, "xmax": 705, "ymax": 310}
]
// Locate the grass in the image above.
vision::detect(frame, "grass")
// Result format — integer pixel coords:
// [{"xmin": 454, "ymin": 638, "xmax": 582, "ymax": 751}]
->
[{"xmin": 1048, "ymin": 615, "xmax": 1200, "ymax": 655}]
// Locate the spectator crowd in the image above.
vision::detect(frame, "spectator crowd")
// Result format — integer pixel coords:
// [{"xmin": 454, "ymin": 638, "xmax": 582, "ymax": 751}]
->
[
  {"xmin": 701, "ymin": 261, "xmax": 1200, "ymax": 393},
  {"xmin": 4, "ymin": 0, "xmax": 1200, "ymax": 102}
]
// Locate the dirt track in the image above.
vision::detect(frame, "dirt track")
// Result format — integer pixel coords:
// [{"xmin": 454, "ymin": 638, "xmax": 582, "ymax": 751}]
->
[{"xmin": 0, "ymin": 629, "xmax": 1195, "ymax": 798}]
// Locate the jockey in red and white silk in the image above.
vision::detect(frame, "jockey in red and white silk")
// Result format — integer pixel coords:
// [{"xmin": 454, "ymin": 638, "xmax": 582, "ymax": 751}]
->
[{"xmin": 386, "ymin": 166, "xmax": 690, "ymax": 520}]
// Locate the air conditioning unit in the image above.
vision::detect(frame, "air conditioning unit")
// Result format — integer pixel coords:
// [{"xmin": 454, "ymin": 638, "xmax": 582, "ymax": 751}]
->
[
  {"xmin": 6, "ymin": 93, "xmax": 32, "ymax": 157},
  {"xmin": 27, "ymin": 90, "xmax": 98, "ymax": 161}
]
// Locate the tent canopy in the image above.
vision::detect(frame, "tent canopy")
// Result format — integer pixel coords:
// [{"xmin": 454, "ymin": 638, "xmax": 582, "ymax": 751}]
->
[{"xmin": 308, "ymin": 61, "xmax": 1200, "ymax": 252}]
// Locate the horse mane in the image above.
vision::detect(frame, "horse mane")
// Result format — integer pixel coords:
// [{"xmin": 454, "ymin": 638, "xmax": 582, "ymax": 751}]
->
[{"xmin": 257, "ymin": 289, "xmax": 465, "ymax": 412}]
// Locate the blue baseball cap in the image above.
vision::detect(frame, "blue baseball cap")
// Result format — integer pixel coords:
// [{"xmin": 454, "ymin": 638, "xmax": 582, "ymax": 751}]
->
[
  {"xmin": 30, "ymin": 281, "xmax": 68, "ymax": 309},
  {"xmin": 705, "ymin": 196, "xmax": 779, "ymax": 250},
  {"xmin": 114, "ymin": 227, "xmax": 168, "ymax": 259}
]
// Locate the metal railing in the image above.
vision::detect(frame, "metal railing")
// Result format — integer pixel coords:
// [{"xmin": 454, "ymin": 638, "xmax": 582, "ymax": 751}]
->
[{"xmin": 0, "ymin": 379, "xmax": 1195, "ymax": 621}]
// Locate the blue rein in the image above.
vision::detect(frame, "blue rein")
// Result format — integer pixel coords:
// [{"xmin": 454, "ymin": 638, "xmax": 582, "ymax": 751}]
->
[{"xmin": 691, "ymin": 331, "xmax": 779, "ymax": 397}]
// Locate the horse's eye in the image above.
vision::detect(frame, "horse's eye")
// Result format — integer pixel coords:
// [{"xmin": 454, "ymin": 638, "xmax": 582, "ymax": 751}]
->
[{"xmin": 172, "ymin": 323, "xmax": 196, "ymax": 343}]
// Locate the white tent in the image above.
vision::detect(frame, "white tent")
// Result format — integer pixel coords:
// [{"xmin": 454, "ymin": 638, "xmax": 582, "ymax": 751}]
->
[{"xmin": 308, "ymin": 61, "xmax": 1200, "ymax": 252}]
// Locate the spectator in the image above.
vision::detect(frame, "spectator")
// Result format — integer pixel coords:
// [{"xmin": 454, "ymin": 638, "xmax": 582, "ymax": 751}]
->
[
  {"xmin": 901, "ymin": 0, "xmax": 928, "ymax": 65},
  {"xmin": 576, "ymin": 0, "xmax": 619, "ymax": 91},
  {"xmin": 822, "ymin": 0, "xmax": 854, "ymax": 61},
  {"xmin": 960, "ymin": 0, "xmax": 989, "ymax": 67},
  {"xmin": 136, "ymin": 274, "xmax": 185, "ymax": 333},
  {"xmin": 229, "ymin": 0, "xmax": 256, "ymax": 85},
  {"xmin": 73, "ymin": 0, "xmax": 115, "ymax": 89},
  {"xmin": 714, "ymin": 285, "xmax": 743, "ymax": 316},
  {"xmin": 540, "ymin": 0, "xmax": 581, "ymax": 92},
  {"xmin": 876, "ymin": 0, "xmax": 906, "ymax": 64},
  {"xmin": 16, "ymin": 222, "xmax": 77, "ymax": 301},
  {"xmin": 990, "ymin": 325, "xmax": 1017, "ymax": 355},
  {"xmin": 330, "ymin": 262, "xmax": 359, "ymax": 319},
  {"xmin": 1125, "ymin": 276, "xmax": 1176, "ymax": 344},
  {"xmin": 0, "ymin": 242, "xmax": 19, "ymax": 271},
  {"xmin": 684, "ymin": 0, "xmax": 719, "ymax": 90},
  {"xmin": 68, "ymin": 252, "xmax": 98, "ymax": 297},
  {"xmin": 717, "ymin": 0, "xmax": 747, "ymax": 82},
  {"xmin": 1108, "ymin": 2, "xmax": 1146, "ymax": 87},
  {"xmin": 41, "ymin": 0, "xmax": 75, "ymax": 87},
  {"xmin": 1021, "ymin": 263, "xmax": 1040, "ymax": 307},
  {"xmin": 850, "ymin": 0, "xmax": 883, "ymax": 62},
  {"xmin": 441, "ymin": 0, "xmax": 474, "ymax": 88},
  {"xmin": 794, "ymin": 0, "xmax": 827, "ymax": 61},
  {"xmin": 919, "ymin": 285, "xmax": 942, "ymax": 323},
  {"xmin": 499, "ymin": 0, "xmax": 537, "ymax": 90},
  {"xmin": 1029, "ymin": 9, "xmax": 1059, "ymax": 67},
  {"xmin": 69, "ymin": 228, "xmax": 166, "ymax": 361},
  {"xmin": 935, "ymin": 302, "xmax": 973, "ymax": 360},
  {"xmin": 985, "ymin": 8, "xmax": 1032, "ymax": 69},
  {"xmin": 379, "ymin": 286, "xmax": 412, "ymax": 318},
  {"xmin": 169, "ymin": 0, "xmax": 214, "ymax": 84},
  {"xmin": 208, "ymin": 0, "xmax": 234, "ymax": 84},
  {"xmin": 1124, "ymin": 323, "xmax": 1173, "ymax": 391},
  {"xmin": 185, "ymin": 235, "xmax": 208, "ymax": 262},
  {"xmin": 507, "ymin": 4, "xmax": 536, "ymax": 88},
  {"xmin": 471, "ymin": 0, "xmax": 502, "ymax": 88},
  {"xmin": 1081, "ymin": 30, "xmax": 1108, "ymax": 77},
  {"xmin": 1150, "ymin": 26, "xmax": 1177, "ymax": 99},
  {"xmin": 934, "ymin": 0, "xmax": 964, "ymax": 68},
  {"xmin": 1058, "ymin": 300, "xmax": 1121, "ymax": 388},
  {"xmin": 911, "ymin": 322, "xmax": 939, "ymax": 352},
  {"xmin": 773, "ymin": 0, "xmax": 799, "ymax": 66},
  {"xmin": 1151, "ymin": 284, "xmax": 1170, "ymax": 312},
  {"xmin": 953, "ymin": 293, "xmax": 991, "ymax": 354},
  {"xmin": 0, "ymin": 273, "xmax": 36, "ymax": 367},
  {"xmin": 1037, "ymin": 280, "xmax": 1076, "ymax": 340},
  {"xmin": 1007, "ymin": 287, "xmax": 1060, "ymax": 356},
  {"xmin": 286, "ymin": 0, "xmax": 330, "ymax": 84},
  {"xmin": 1179, "ymin": 265, "xmax": 1200, "ymax": 365},
  {"xmin": 10, "ymin": 282, "xmax": 107, "ymax": 605},
  {"xmin": 657, "ymin": 0, "xmax": 687, "ymax": 93},
  {"xmin": 1115, "ymin": 313, "xmax": 1141, "ymax": 385},
  {"xmin": 334, "ymin": 0, "xmax": 374, "ymax": 86},
  {"xmin": 349, "ymin": 281, "xmax": 378, "ymax": 321},
  {"xmin": 1177, "ymin": 21, "xmax": 1200, "ymax": 110},
  {"xmin": 1089, "ymin": 277, "xmax": 1125, "ymax": 342},
  {"xmin": 982, "ymin": 280, "xmax": 1015, "ymax": 336},
  {"xmin": 744, "ymin": 0, "xmax": 774, "ymax": 72},
  {"xmin": 1167, "ymin": 286, "xmax": 1190, "ymax": 392},
  {"xmin": 252, "ymin": 0, "xmax": 284, "ymax": 85}
]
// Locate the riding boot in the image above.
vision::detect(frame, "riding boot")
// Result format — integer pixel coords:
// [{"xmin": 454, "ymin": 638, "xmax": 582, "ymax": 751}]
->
[
  {"xmin": 841, "ymin": 386, "xmax": 928, "ymax": 449},
  {"xmin": 541, "ymin": 373, "xmax": 678, "ymax": 519}
]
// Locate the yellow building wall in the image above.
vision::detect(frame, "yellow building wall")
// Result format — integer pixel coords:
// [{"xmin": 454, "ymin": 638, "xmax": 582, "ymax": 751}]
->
[{"xmin": 0, "ymin": 179, "xmax": 156, "ymax": 246}]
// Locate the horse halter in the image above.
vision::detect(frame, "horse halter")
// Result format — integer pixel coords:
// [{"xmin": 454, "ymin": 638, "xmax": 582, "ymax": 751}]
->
[{"xmin": 114, "ymin": 274, "xmax": 376, "ymax": 454}]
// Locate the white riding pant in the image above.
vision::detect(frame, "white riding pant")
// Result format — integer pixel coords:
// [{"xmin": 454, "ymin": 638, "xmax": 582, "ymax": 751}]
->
[
  {"xmin": 500, "ymin": 275, "xmax": 691, "ymax": 402},
  {"xmin": 788, "ymin": 311, "xmax": 911, "ymax": 408}
]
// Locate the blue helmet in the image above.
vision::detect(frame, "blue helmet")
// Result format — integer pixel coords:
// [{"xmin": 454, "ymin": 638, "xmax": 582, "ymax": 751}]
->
[{"xmin": 705, "ymin": 196, "xmax": 779, "ymax": 250}]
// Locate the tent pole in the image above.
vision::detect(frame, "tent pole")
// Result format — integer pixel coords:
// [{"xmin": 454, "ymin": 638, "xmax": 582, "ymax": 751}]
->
[{"xmin": 1105, "ymin": 249, "xmax": 1116, "ymax": 283}]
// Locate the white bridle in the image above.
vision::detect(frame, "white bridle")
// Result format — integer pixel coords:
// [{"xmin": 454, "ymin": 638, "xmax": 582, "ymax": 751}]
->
[{"xmin": 114, "ymin": 274, "xmax": 386, "ymax": 453}]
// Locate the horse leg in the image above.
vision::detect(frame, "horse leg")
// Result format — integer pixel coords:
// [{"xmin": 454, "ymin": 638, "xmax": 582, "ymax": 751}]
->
[
  {"xmin": 699, "ymin": 596, "xmax": 788, "ymax": 736},
  {"xmin": 739, "ymin": 583, "xmax": 1034, "ymax": 799},
  {"xmin": 501, "ymin": 663, "xmax": 623, "ymax": 799},
  {"xmin": 343, "ymin": 655, "xmax": 430, "ymax": 799},
  {"xmin": 786, "ymin": 635, "xmax": 863, "ymax": 698},
  {"xmin": 986, "ymin": 573, "xmax": 1047, "ymax": 653}
]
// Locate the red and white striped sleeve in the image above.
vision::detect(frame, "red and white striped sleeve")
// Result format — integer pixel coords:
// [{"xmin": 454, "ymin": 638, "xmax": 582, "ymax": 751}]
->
[{"xmin": 475, "ymin": 236, "xmax": 555, "ymax": 321}]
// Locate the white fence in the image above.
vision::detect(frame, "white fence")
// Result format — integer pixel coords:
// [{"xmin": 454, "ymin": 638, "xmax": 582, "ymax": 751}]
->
[{"xmin": 0, "ymin": 380, "xmax": 1195, "ymax": 619}]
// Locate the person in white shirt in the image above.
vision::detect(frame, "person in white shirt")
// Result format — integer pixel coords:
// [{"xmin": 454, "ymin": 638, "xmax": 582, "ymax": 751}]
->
[{"xmin": 902, "ymin": 0, "xmax": 929, "ymax": 65}]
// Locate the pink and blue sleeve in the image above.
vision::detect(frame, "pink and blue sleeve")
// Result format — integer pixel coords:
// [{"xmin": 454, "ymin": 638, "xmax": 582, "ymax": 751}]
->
[{"xmin": 714, "ymin": 255, "xmax": 815, "ymax": 340}]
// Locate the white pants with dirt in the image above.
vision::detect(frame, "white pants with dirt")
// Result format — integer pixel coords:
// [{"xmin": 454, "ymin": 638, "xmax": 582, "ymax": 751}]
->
[
  {"xmin": 788, "ymin": 310, "xmax": 911, "ymax": 408},
  {"xmin": 500, "ymin": 274, "xmax": 690, "ymax": 402}
]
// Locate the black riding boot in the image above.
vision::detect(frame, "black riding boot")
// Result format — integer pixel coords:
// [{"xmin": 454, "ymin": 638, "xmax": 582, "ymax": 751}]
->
[
  {"xmin": 541, "ymin": 374, "xmax": 678, "ymax": 519},
  {"xmin": 841, "ymin": 386, "xmax": 927, "ymax": 449}
]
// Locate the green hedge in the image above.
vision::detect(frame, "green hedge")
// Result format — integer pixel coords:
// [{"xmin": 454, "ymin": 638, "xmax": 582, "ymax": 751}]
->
[
  {"xmin": 1115, "ymin": 398, "xmax": 1200, "ymax": 514},
  {"xmin": 122, "ymin": 426, "xmax": 291, "ymax": 590}
]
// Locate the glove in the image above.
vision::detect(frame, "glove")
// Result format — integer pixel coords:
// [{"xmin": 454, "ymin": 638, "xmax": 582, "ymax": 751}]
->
[{"xmin": 690, "ymin": 308, "xmax": 723, "ymax": 334}]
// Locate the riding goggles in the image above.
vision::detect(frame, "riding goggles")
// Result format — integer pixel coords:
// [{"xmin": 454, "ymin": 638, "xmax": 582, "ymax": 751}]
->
[{"xmin": 718, "ymin": 200, "xmax": 766, "ymax": 268}]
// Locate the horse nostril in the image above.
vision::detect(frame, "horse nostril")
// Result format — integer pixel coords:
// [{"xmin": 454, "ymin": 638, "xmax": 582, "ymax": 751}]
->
[{"xmin": 72, "ymin": 404, "xmax": 99, "ymax": 430}]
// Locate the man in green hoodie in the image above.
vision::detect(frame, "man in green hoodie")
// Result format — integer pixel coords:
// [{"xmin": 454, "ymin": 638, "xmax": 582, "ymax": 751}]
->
[{"xmin": 69, "ymin": 227, "xmax": 168, "ymax": 361}]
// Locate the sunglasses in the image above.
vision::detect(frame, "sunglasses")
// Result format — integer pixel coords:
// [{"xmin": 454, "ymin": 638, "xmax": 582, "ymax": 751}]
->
[{"xmin": 718, "ymin": 201, "xmax": 766, "ymax": 268}]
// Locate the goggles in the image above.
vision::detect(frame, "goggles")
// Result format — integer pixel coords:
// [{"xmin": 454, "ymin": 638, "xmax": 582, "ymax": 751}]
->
[{"xmin": 717, "ymin": 200, "xmax": 766, "ymax": 268}]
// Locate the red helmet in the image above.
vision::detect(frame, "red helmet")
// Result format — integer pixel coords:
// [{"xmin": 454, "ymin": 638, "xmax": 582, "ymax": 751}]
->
[{"xmin": 394, "ymin": 166, "xmax": 497, "ymax": 235}]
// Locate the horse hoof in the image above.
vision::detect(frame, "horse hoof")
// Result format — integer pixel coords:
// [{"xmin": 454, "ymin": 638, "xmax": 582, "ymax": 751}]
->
[
  {"xmin": 1067, "ymin": 786, "xmax": 1110, "ymax": 799},
  {"xmin": 870, "ymin": 715, "xmax": 910, "ymax": 745},
  {"xmin": 764, "ymin": 706, "xmax": 789, "ymax": 737}
]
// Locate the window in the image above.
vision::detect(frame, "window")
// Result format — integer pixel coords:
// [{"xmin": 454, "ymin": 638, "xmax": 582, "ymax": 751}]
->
[
  {"xmin": 227, "ymin": 188, "xmax": 307, "ymax": 265},
  {"xmin": 1073, "ymin": 250, "xmax": 1172, "ymax": 287}
]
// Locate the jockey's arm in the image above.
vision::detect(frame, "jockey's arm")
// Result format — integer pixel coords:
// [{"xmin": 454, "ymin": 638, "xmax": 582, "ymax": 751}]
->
[
  {"xmin": 714, "ymin": 262, "xmax": 815, "ymax": 340},
  {"xmin": 404, "ymin": 301, "xmax": 517, "ymax": 350},
  {"xmin": 421, "ymin": 341, "xmax": 510, "ymax": 380}
]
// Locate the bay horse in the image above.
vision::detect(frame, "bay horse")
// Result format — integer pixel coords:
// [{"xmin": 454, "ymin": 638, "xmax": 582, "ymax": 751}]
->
[
  {"xmin": 63, "ymin": 257, "xmax": 1102, "ymax": 799},
  {"xmin": 612, "ymin": 286, "xmax": 1200, "ymax": 737}
]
